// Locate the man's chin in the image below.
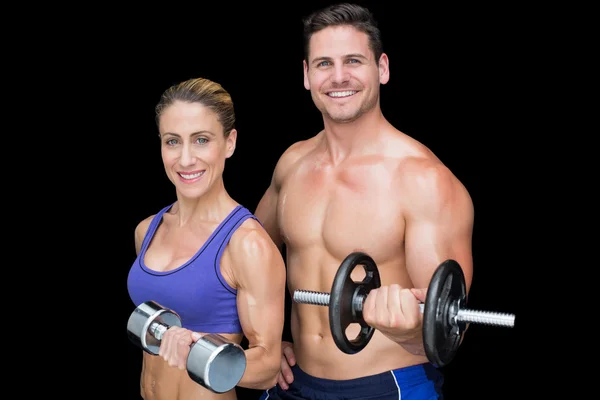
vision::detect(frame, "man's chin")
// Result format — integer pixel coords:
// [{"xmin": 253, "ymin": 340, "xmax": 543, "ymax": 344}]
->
[{"xmin": 327, "ymin": 113, "xmax": 360, "ymax": 124}]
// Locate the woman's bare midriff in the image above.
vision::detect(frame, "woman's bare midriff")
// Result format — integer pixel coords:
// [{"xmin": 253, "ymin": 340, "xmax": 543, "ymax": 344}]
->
[{"xmin": 139, "ymin": 333, "xmax": 242, "ymax": 400}]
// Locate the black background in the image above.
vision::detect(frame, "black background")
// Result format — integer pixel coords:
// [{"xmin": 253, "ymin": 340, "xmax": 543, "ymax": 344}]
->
[{"xmin": 103, "ymin": 1, "xmax": 539, "ymax": 397}]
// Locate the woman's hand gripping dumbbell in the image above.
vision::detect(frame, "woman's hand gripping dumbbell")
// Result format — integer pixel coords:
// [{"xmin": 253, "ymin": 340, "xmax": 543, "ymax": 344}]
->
[{"xmin": 127, "ymin": 300, "xmax": 247, "ymax": 393}]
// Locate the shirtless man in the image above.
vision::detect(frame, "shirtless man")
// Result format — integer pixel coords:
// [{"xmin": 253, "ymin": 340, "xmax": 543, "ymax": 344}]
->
[{"xmin": 255, "ymin": 3, "xmax": 474, "ymax": 399}]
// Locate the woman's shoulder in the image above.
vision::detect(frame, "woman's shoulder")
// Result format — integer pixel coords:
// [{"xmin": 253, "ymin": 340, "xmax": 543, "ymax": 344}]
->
[{"xmin": 229, "ymin": 216, "xmax": 280, "ymax": 261}]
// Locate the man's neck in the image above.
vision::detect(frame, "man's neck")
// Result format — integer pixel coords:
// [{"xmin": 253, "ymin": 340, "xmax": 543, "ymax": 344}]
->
[{"xmin": 321, "ymin": 109, "xmax": 386, "ymax": 165}]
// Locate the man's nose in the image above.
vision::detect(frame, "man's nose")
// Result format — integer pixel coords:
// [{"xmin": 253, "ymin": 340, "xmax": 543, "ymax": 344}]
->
[{"xmin": 331, "ymin": 65, "xmax": 350, "ymax": 84}]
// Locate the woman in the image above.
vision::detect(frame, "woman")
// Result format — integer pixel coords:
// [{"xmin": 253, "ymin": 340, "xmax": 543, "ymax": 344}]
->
[{"xmin": 127, "ymin": 77, "xmax": 286, "ymax": 399}]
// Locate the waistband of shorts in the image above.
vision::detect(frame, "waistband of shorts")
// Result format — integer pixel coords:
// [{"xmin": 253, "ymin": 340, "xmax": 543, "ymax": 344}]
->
[{"xmin": 291, "ymin": 362, "xmax": 440, "ymax": 396}]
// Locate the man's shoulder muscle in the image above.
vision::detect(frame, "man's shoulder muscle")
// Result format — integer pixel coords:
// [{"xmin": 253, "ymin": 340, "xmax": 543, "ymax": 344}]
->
[
  {"xmin": 397, "ymin": 155, "xmax": 472, "ymax": 216},
  {"xmin": 274, "ymin": 135, "xmax": 320, "ymax": 186}
]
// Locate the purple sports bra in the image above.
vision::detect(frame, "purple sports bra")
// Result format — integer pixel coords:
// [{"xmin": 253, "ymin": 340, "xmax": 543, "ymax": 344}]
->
[{"xmin": 127, "ymin": 204, "xmax": 257, "ymax": 333}]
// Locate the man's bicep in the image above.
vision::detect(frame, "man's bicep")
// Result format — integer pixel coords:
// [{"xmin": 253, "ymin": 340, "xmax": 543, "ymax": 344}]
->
[
  {"xmin": 404, "ymin": 217, "xmax": 472, "ymax": 290},
  {"xmin": 404, "ymin": 220, "xmax": 454, "ymax": 288},
  {"xmin": 403, "ymin": 169, "xmax": 474, "ymax": 291}
]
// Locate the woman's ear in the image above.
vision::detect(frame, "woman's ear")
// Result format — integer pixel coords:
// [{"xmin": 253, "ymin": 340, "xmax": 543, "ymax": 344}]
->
[{"xmin": 226, "ymin": 129, "xmax": 237, "ymax": 158}]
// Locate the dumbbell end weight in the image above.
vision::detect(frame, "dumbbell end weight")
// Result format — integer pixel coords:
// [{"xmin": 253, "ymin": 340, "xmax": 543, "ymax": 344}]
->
[{"xmin": 188, "ymin": 333, "xmax": 247, "ymax": 393}]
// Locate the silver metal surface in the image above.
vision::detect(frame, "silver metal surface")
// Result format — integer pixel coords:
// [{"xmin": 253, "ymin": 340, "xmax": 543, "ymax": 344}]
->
[
  {"xmin": 127, "ymin": 301, "xmax": 182, "ymax": 355},
  {"xmin": 187, "ymin": 333, "xmax": 247, "ymax": 393},
  {"xmin": 293, "ymin": 289, "xmax": 515, "ymax": 328}
]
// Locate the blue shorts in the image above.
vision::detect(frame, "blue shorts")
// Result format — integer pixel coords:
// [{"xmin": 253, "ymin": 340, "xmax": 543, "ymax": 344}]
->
[{"xmin": 259, "ymin": 362, "xmax": 444, "ymax": 399}]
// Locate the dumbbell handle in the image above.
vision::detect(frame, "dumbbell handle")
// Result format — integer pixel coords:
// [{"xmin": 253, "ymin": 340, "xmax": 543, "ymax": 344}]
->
[
  {"xmin": 293, "ymin": 290, "xmax": 515, "ymax": 328},
  {"xmin": 149, "ymin": 321, "xmax": 169, "ymax": 341}
]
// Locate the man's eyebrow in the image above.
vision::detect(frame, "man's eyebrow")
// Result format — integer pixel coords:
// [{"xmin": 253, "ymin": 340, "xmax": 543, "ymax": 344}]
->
[
  {"xmin": 345, "ymin": 53, "xmax": 368, "ymax": 60},
  {"xmin": 310, "ymin": 54, "xmax": 368, "ymax": 65},
  {"xmin": 311, "ymin": 56, "xmax": 331, "ymax": 65}
]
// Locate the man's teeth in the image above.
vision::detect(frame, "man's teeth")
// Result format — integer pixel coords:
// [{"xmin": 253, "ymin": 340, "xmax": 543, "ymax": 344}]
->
[
  {"xmin": 328, "ymin": 91, "xmax": 357, "ymax": 97},
  {"xmin": 179, "ymin": 171, "xmax": 204, "ymax": 179}
]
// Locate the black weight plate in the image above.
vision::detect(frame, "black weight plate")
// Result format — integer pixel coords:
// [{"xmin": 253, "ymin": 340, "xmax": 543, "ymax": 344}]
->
[
  {"xmin": 330, "ymin": 252, "xmax": 381, "ymax": 354},
  {"xmin": 423, "ymin": 259, "xmax": 466, "ymax": 367}
]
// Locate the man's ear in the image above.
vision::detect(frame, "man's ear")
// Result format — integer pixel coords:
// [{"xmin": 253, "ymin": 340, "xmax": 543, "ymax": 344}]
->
[
  {"xmin": 304, "ymin": 60, "xmax": 310, "ymax": 90},
  {"xmin": 226, "ymin": 129, "xmax": 237, "ymax": 158},
  {"xmin": 379, "ymin": 53, "xmax": 390, "ymax": 84}
]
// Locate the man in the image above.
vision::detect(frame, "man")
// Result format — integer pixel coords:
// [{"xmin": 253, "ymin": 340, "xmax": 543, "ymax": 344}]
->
[{"xmin": 255, "ymin": 3, "xmax": 474, "ymax": 399}]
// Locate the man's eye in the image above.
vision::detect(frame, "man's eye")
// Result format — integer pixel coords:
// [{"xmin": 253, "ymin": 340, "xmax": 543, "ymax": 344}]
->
[
  {"xmin": 197, "ymin": 138, "xmax": 208, "ymax": 144},
  {"xmin": 166, "ymin": 138, "xmax": 177, "ymax": 145}
]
